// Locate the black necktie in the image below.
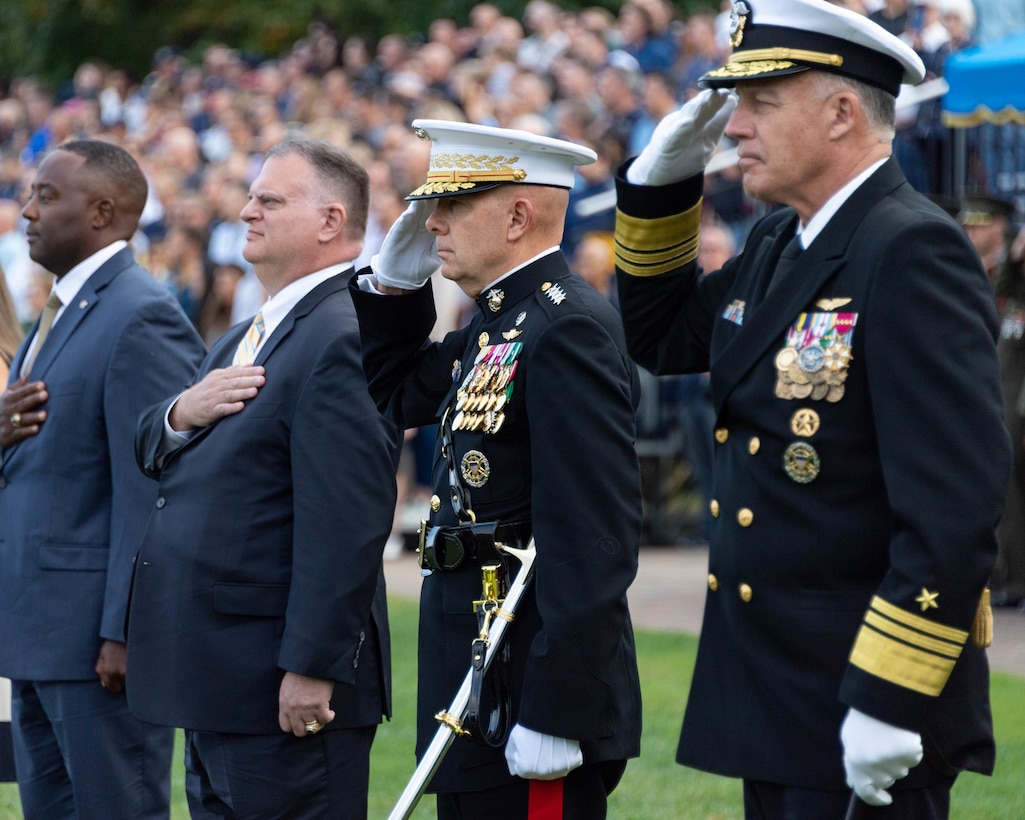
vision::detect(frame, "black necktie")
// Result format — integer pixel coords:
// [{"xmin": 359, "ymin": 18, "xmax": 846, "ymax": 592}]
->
[{"xmin": 766, "ymin": 234, "xmax": 804, "ymax": 296}]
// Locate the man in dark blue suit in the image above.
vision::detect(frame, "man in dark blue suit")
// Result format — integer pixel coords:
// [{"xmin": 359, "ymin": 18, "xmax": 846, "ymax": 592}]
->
[
  {"xmin": 127, "ymin": 140, "xmax": 399, "ymax": 819},
  {"xmin": 0, "ymin": 140, "xmax": 206, "ymax": 818}
]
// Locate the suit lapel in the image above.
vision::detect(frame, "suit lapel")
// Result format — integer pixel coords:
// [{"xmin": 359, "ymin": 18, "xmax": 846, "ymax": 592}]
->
[
  {"xmin": 22, "ymin": 248, "xmax": 134, "ymax": 381},
  {"xmin": 253, "ymin": 271, "xmax": 350, "ymax": 366}
]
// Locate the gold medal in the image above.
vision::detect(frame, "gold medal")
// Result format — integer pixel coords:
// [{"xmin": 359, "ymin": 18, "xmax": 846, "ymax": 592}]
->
[
  {"xmin": 826, "ymin": 368, "xmax": 847, "ymax": 387},
  {"xmin": 787, "ymin": 363, "xmax": 810, "ymax": 385},
  {"xmin": 775, "ymin": 347, "xmax": 798, "ymax": 371},
  {"xmin": 791, "ymin": 382, "xmax": 813, "ymax": 399},
  {"xmin": 826, "ymin": 384, "xmax": 846, "ymax": 402}
]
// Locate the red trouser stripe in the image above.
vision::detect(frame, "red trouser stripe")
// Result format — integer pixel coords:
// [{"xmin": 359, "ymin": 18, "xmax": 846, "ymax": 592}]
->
[{"xmin": 527, "ymin": 778, "xmax": 564, "ymax": 820}]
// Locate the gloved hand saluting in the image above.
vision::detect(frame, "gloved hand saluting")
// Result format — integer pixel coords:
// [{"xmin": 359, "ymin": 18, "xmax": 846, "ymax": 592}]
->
[
  {"xmin": 841, "ymin": 707, "xmax": 924, "ymax": 807},
  {"xmin": 371, "ymin": 199, "xmax": 440, "ymax": 290},
  {"xmin": 626, "ymin": 88, "xmax": 737, "ymax": 187},
  {"xmin": 505, "ymin": 724, "xmax": 583, "ymax": 781}
]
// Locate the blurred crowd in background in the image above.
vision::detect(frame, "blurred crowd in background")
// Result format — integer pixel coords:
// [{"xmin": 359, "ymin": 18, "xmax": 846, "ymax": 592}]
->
[{"xmin": 1, "ymin": 0, "xmax": 1022, "ymax": 541}]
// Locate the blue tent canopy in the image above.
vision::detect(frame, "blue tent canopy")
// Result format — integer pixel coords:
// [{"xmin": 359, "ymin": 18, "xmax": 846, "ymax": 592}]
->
[{"xmin": 942, "ymin": 31, "xmax": 1025, "ymax": 128}]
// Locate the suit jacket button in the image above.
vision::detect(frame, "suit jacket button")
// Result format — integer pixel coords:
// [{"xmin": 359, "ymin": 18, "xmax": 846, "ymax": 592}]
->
[
  {"xmin": 709, "ymin": 499, "xmax": 720, "ymax": 518},
  {"xmin": 707, "ymin": 574, "xmax": 719, "ymax": 592},
  {"xmin": 739, "ymin": 583, "xmax": 753, "ymax": 602},
  {"xmin": 156, "ymin": 496, "xmax": 166, "ymax": 508},
  {"xmin": 714, "ymin": 427, "xmax": 729, "ymax": 444},
  {"xmin": 737, "ymin": 508, "xmax": 753, "ymax": 527},
  {"xmin": 748, "ymin": 437, "xmax": 760, "ymax": 455}
]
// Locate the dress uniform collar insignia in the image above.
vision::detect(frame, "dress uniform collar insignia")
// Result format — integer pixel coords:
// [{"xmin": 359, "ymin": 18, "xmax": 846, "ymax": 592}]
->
[
  {"xmin": 486, "ymin": 288, "xmax": 505, "ymax": 312},
  {"xmin": 541, "ymin": 282, "xmax": 567, "ymax": 305}
]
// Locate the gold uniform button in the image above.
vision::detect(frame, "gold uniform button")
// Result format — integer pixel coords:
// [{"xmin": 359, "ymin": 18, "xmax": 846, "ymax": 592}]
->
[
  {"xmin": 714, "ymin": 427, "xmax": 729, "ymax": 444},
  {"xmin": 739, "ymin": 583, "xmax": 753, "ymax": 602},
  {"xmin": 748, "ymin": 437, "xmax": 760, "ymax": 455},
  {"xmin": 708, "ymin": 574, "xmax": 719, "ymax": 592},
  {"xmin": 710, "ymin": 499, "xmax": 720, "ymax": 518},
  {"xmin": 737, "ymin": 508, "xmax": 754, "ymax": 527},
  {"xmin": 429, "ymin": 494, "xmax": 442, "ymax": 512}
]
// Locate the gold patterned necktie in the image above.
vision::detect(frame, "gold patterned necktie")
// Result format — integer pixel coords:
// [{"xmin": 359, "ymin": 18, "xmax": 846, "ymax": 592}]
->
[
  {"xmin": 22, "ymin": 291, "xmax": 63, "ymax": 376},
  {"xmin": 232, "ymin": 312, "xmax": 265, "ymax": 366}
]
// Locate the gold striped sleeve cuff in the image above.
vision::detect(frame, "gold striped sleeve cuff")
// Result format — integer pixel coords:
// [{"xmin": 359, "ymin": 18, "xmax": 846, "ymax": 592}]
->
[
  {"xmin": 849, "ymin": 596, "xmax": 968, "ymax": 697},
  {"xmin": 615, "ymin": 200, "xmax": 702, "ymax": 277}
]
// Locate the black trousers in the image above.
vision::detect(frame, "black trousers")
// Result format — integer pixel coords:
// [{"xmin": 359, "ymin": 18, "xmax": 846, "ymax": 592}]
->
[
  {"xmin": 185, "ymin": 724, "xmax": 376, "ymax": 820},
  {"xmin": 743, "ymin": 776, "xmax": 955, "ymax": 820},
  {"xmin": 435, "ymin": 759, "xmax": 627, "ymax": 820}
]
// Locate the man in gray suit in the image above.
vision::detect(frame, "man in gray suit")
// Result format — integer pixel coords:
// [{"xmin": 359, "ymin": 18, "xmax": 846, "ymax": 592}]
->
[{"xmin": 0, "ymin": 139, "xmax": 206, "ymax": 818}]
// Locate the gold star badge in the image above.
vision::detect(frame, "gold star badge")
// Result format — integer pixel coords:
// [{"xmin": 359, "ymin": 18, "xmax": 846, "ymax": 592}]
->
[{"xmin": 915, "ymin": 588, "xmax": 939, "ymax": 611}]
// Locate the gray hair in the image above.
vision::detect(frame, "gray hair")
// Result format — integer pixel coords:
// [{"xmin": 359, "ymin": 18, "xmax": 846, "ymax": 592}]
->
[
  {"xmin": 814, "ymin": 72, "xmax": 896, "ymax": 141},
  {"xmin": 265, "ymin": 140, "xmax": 370, "ymax": 239}
]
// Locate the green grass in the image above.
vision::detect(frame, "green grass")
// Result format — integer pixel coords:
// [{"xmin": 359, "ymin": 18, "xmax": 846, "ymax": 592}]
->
[{"xmin": 1, "ymin": 597, "xmax": 1022, "ymax": 818}]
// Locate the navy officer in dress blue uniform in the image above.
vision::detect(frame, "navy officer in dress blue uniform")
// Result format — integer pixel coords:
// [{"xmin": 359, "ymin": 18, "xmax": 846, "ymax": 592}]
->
[
  {"xmin": 614, "ymin": 1, "xmax": 1011, "ymax": 817},
  {"xmin": 350, "ymin": 121, "xmax": 643, "ymax": 819}
]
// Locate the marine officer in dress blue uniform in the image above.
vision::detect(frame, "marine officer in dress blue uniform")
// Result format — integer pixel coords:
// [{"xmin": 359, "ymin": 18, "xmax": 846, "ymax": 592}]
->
[{"xmin": 351, "ymin": 121, "xmax": 644, "ymax": 819}]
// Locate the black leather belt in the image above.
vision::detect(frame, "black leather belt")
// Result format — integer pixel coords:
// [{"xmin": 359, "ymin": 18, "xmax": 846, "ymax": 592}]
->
[{"xmin": 419, "ymin": 520, "xmax": 532, "ymax": 572}]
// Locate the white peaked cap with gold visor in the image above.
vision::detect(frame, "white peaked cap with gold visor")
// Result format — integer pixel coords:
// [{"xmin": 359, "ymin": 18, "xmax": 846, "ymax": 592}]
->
[
  {"xmin": 700, "ymin": 0, "xmax": 926, "ymax": 96},
  {"xmin": 406, "ymin": 119, "xmax": 597, "ymax": 200}
]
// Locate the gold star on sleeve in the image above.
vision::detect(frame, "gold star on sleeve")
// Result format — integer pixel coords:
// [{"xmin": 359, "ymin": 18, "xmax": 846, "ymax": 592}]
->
[
  {"xmin": 850, "ymin": 595, "xmax": 966, "ymax": 696},
  {"xmin": 915, "ymin": 588, "xmax": 939, "ymax": 611}
]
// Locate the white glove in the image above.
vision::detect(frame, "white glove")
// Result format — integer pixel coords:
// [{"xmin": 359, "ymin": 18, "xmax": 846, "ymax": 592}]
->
[
  {"xmin": 626, "ymin": 89, "xmax": 738, "ymax": 186},
  {"xmin": 505, "ymin": 723, "xmax": 583, "ymax": 781},
  {"xmin": 371, "ymin": 200, "xmax": 440, "ymax": 290},
  {"xmin": 841, "ymin": 708, "xmax": 923, "ymax": 807}
]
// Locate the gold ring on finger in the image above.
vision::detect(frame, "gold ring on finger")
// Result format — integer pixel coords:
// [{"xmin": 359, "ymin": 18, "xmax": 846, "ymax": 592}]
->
[{"xmin": 304, "ymin": 719, "xmax": 323, "ymax": 735}]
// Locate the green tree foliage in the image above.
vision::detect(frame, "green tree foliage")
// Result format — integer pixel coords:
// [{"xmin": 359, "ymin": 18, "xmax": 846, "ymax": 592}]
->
[{"xmin": 0, "ymin": 0, "xmax": 716, "ymax": 93}]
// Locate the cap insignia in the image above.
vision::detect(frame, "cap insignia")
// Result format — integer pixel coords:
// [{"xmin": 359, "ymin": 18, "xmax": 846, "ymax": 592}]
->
[
  {"xmin": 409, "ymin": 153, "xmax": 528, "ymax": 197},
  {"xmin": 730, "ymin": 1, "xmax": 750, "ymax": 48}
]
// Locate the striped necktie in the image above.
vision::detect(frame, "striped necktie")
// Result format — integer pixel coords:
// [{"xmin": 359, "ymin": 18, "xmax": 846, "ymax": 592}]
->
[
  {"xmin": 232, "ymin": 312, "xmax": 265, "ymax": 366},
  {"xmin": 22, "ymin": 291, "xmax": 63, "ymax": 376}
]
